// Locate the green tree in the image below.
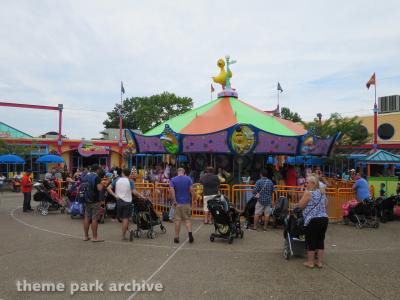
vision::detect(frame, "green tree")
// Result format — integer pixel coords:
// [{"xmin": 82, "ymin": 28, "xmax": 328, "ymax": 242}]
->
[
  {"xmin": 304, "ymin": 113, "xmax": 371, "ymax": 146},
  {"xmin": 280, "ymin": 107, "xmax": 302, "ymax": 122},
  {"xmin": 103, "ymin": 92, "xmax": 193, "ymax": 133}
]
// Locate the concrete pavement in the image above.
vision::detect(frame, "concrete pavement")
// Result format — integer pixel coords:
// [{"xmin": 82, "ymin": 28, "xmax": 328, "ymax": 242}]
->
[{"xmin": 0, "ymin": 192, "xmax": 399, "ymax": 300}]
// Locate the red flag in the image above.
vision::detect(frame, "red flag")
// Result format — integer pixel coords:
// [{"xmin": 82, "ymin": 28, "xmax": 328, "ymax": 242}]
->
[
  {"xmin": 366, "ymin": 73, "xmax": 376, "ymax": 89},
  {"xmin": 211, "ymin": 84, "xmax": 215, "ymax": 93}
]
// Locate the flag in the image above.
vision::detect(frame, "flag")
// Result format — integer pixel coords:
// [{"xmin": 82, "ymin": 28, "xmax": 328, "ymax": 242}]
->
[
  {"xmin": 121, "ymin": 81, "xmax": 125, "ymax": 94},
  {"xmin": 366, "ymin": 73, "xmax": 375, "ymax": 89},
  {"xmin": 277, "ymin": 82, "xmax": 283, "ymax": 92},
  {"xmin": 211, "ymin": 84, "xmax": 215, "ymax": 93}
]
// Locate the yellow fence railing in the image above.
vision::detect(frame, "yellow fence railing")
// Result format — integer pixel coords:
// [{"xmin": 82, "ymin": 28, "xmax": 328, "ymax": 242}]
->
[{"xmin": 56, "ymin": 181, "xmax": 356, "ymax": 221}]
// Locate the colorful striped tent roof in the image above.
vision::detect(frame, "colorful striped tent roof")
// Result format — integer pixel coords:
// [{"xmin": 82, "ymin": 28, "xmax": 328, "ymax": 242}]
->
[{"xmin": 145, "ymin": 97, "xmax": 306, "ymax": 136}]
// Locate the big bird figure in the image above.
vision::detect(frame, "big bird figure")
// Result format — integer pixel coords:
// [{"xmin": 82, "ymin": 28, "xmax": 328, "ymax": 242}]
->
[{"xmin": 212, "ymin": 58, "xmax": 232, "ymax": 89}]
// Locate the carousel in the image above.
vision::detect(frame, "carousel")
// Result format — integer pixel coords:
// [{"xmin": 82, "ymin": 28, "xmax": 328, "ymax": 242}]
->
[{"xmin": 125, "ymin": 56, "xmax": 339, "ymax": 181}]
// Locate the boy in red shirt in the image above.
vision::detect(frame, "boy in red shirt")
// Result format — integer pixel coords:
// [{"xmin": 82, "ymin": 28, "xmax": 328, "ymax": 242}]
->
[{"xmin": 21, "ymin": 170, "xmax": 33, "ymax": 212}]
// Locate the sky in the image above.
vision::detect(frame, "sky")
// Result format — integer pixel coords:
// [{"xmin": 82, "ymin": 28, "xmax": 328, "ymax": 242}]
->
[{"xmin": 0, "ymin": 0, "xmax": 399, "ymax": 139}]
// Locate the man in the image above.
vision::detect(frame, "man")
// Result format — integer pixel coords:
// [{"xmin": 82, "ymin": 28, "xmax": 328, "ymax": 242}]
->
[
  {"xmin": 0, "ymin": 173, "xmax": 5, "ymax": 193},
  {"xmin": 252, "ymin": 169, "xmax": 274, "ymax": 231},
  {"xmin": 352, "ymin": 174, "xmax": 371, "ymax": 202},
  {"xmin": 82, "ymin": 165, "xmax": 105, "ymax": 242},
  {"xmin": 107, "ymin": 168, "xmax": 144, "ymax": 240},
  {"xmin": 199, "ymin": 166, "xmax": 220, "ymax": 224},
  {"xmin": 169, "ymin": 168, "xmax": 195, "ymax": 243},
  {"xmin": 21, "ymin": 170, "xmax": 33, "ymax": 212}
]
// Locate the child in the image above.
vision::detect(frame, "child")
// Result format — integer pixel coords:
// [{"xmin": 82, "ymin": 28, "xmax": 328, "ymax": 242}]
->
[{"xmin": 379, "ymin": 183, "xmax": 386, "ymax": 198}]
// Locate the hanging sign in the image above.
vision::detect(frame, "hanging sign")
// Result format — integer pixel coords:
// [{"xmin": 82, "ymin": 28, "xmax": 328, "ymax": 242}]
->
[{"xmin": 78, "ymin": 142, "xmax": 110, "ymax": 157}]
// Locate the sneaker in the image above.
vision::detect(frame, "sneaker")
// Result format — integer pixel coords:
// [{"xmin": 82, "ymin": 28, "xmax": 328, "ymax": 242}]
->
[{"xmin": 174, "ymin": 237, "xmax": 179, "ymax": 244}]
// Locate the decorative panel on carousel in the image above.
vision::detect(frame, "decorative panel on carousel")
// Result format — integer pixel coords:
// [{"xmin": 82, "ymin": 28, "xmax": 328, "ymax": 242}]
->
[
  {"xmin": 135, "ymin": 135, "xmax": 165, "ymax": 153},
  {"xmin": 182, "ymin": 131, "xmax": 230, "ymax": 153},
  {"xmin": 254, "ymin": 132, "xmax": 299, "ymax": 155}
]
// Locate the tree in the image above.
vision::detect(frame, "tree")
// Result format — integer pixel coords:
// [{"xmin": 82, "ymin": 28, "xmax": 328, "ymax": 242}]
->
[
  {"xmin": 280, "ymin": 107, "xmax": 302, "ymax": 122},
  {"xmin": 103, "ymin": 92, "xmax": 193, "ymax": 133},
  {"xmin": 304, "ymin": 113, "xmax": 371, "ymax": 146}
]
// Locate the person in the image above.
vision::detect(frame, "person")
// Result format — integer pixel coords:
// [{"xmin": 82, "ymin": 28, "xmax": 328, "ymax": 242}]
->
[
  {"xmin": 252, "ymin": 169, "xmax": 274, "ymax": 231},
  {"xmin": 169, "ymin": 168, "xmax": 195, "ymax": 244},
  {"xmin": 199, "ymin": 166, "xmax": 220, "ymax": 224},
  {"xmin": 0, "ymin": 173, "xmax": 5, "ymax": 193},
  {"xmin": 107, "ymin": 168, "xmax": 145, "ymax": 240},
  {"xmin": 45, "ymin": 168, "xmax": 55, "ymax": 181},
  {"xmin": 12, "ymin": 173, "xmax": 21, "ymax": 192},
  {"xmin": 21, "ymin": 170, "xmax": 33, "ymax": 212},
  {"xmin": 285, "ymin": 165, "xmax": 297, "ymax": 186},
  {"xmin": 82, "ymin": 165, "xmax": 105, "ymax": 242},
  {"xmin": 298, "ymin": 175, "xmax": 328, "ymax": 268},
  {"xmin": 54, "ymin": 168, "xmax": 62, "ymax": 180},
  {"xmin": 352, "ymin": 174, "xmax": 371, "ymax": 202},
  {"xmin": 379, "ymin": 183, "xmax": 386, "ymax": 198}
]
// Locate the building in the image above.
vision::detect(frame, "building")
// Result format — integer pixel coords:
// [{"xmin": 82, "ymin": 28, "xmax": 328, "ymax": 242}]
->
[
  {"xmin": 335, "ymin": 95, "xmax": 400, "ymax": 176},
  {"xmin": 0, "ymin": 122, "xmax": 127, "ymax": 178}
]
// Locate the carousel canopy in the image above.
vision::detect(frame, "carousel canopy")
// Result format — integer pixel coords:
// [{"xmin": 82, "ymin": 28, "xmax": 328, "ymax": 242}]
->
[
  {"xmin": 145, "ymin": 97, "xmax": 306, "ymax": 136},
  {"xmin": 126, "ymin": 56, "xmax": 338, "ymax": 156}
]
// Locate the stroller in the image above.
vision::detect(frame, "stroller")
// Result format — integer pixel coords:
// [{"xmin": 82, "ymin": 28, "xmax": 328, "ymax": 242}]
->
[
  {"xmin": 242, "ymin": 197, "xmax": 257, "ymax": 229},
  {"xmin": 283, "ymin": 207, "xmax": 306, "ymax": 260},
  {"xmin": 33, "ymin": 181, "xmax": 67, "ymax": 216},
  {"xmin": 208, "ymin": 195, "xmax": 244, "ymax": 244},
  {"xmin": 270, "ymin": 196, "xmax": 289, "ymax": 228},
  {"xmin": 342, "ymin": 198, "xmax": 379, "ymax": 229},
  {"xmin": 130, "ymin": 198, "xmax": 166, "ymax": 240},
  {"xmin": 376, "ymin": 195, "xmax": 399, "ymax": 223}
]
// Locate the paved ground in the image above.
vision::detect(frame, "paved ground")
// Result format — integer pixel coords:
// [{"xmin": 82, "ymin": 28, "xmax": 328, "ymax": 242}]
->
[{"xmin": 1, "ymin": 192, "xmax": 400, "ymax": 300}]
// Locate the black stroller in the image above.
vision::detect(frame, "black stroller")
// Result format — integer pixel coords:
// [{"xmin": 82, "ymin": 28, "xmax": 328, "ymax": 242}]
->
[
  {"xmin": 376, "ymin": 195, "xmax": 399, "ymax": 223},
  {"xmin": 130, "ymin": 198, "xmax": 166, "ymax": 240},
  {"xmin": 270, "ymin": 196, "xmax": 289, "ymax": 228},
  {"xmin": 208, "ymin": 196, "xmax": 244, "ymax": 244},
  {"xmin": 283, "ymin": 207, "xmax": 306, "ymax": 260},
  {"xmin": 242, "ymin": 197, "xmax": 257, "ymax": 229},
  {"xmin": 33, "ymin": 181, "xmax": 67, "ymax": 216},
  {"xmin": 343, "ymin": 199, "xmax": 380, "ymax": 229}
]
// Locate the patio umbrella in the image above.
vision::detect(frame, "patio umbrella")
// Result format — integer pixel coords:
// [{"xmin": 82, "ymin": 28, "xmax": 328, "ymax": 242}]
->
[
  {"xmin": 36, "ymin": 154, "xmax": 64, "ymax": 164},
  {"xmin": 0, "ymin": 154, "xmax": 25, "ymax": 164}
]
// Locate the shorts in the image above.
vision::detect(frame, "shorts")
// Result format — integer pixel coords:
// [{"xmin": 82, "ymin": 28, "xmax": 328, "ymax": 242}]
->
[
  {"xmin": 203, "ymin": 195, "xmax": 217, "ymax": 212},
  {"xmin": 255, "ymin": 201, "xmax": 271, "ymax": 216},
  {"xmin": 117, "ymin": 200, "xmax": 133, "ymax": 219},
  {"xmin": 85, "ymin": 202, "xmax": 101, "ymax": 220},
  {"xmin": 174, "ymin": 204, "xmax": 191, "ymax": 221}
]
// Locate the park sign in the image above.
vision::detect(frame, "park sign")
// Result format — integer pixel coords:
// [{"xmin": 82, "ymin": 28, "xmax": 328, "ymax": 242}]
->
[{"xmin": 78, "ymin": 142, "xmax": 110, "ymax": 157}]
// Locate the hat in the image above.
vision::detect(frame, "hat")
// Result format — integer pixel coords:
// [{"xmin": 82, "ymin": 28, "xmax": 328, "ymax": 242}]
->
[
  {"xmin": 350, "ymin": 169, "xmax": 355, "ymax": 172},
  {"xmin": 26, "ymin": 169, "xmax": 32, "ymax": 173}
]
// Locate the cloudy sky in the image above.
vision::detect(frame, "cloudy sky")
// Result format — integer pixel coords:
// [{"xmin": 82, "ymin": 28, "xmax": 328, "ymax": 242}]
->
[{"xmin": 0, "ymin": 0, "xmax": 399, "ymax": 139}]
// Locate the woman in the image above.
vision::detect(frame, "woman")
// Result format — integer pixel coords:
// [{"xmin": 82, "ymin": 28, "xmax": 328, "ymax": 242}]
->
[{"xmin": 298, "ymin": 175, "xmax": 328, "ymax": 268}]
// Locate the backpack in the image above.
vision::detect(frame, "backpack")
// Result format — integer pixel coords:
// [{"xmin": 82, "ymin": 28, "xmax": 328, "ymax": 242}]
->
[{"xmin": 80, "ymin": 173, "xmax": 98, "ymax": 203}]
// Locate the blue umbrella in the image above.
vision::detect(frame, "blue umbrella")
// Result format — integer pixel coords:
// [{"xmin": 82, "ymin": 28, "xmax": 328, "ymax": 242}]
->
[
  {"xmin": 36, "ymin": 154, "xmax": 64, "ymax": 164},
  {"xmin": 0, "ymin": 154, "xmax": 25, "ymax": 164}
]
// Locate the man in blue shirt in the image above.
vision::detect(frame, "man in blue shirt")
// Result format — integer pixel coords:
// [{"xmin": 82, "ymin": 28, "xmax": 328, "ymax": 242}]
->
[
  {"xmin": 170, "ymin": 168, "xmax": 195, "ymax": 244},
  {"xmin": 252, "ymin": 169, "xmax": 274, "ymax": 231},
  {"xmin": 352, "ymin": 174, "xmax": 371, "ymax": 201}
]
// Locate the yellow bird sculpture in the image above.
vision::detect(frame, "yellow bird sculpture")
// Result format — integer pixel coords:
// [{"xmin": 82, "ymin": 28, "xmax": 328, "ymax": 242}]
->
[{"xmin": 212, "ymin": 58, "xmax": 232, "ymax": 88}]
